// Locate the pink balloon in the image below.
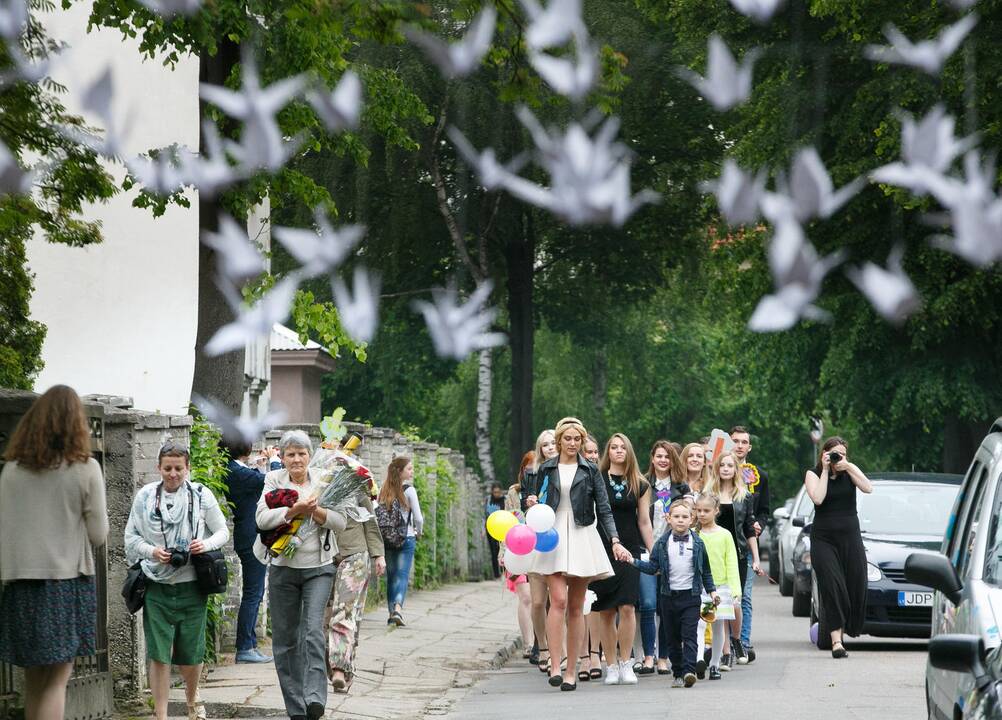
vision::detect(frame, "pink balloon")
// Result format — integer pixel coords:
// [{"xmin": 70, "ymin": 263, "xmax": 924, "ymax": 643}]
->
[{"xmin": 505, "ymin": 524, "xmax": 537, "ymax": 555}]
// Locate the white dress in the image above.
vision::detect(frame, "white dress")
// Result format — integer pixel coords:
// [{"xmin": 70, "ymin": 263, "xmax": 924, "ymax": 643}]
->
[{"xmin": 529, "ymin": 463, "xmax": 613, "ymax": 580}]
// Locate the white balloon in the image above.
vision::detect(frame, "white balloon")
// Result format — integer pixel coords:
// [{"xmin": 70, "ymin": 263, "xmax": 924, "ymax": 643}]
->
[
  {"xmin": 525, "ymin": 504, "xmax": 556, "ymax": 533},
  {"xmin": 503, "ymin": 548, "xmax": 534, "ymax": 575}
]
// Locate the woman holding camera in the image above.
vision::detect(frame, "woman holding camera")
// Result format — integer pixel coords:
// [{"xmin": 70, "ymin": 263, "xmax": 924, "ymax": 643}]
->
[
  {"xmin": 804, "ymin": 436, "xmax": 872, "ymax": 659},
  {"xmin": 124, "ymin": 442, "xmax": 229, "ymax": 720}
]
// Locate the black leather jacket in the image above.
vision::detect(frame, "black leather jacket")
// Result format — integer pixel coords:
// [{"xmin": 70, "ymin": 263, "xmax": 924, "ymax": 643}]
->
[
  {"xmin": 527, "ymin": 455, "xmax": 619, "ymax": 542},
  {"xmin": 725, "ymin": 495, "xmax": 757, "ymax": 555}
]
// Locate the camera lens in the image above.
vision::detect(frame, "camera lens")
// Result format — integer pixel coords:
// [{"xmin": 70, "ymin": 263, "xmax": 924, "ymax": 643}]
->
[{"xmin": 168, "ymin": 549, "xmax": 188, "ymax": 567}]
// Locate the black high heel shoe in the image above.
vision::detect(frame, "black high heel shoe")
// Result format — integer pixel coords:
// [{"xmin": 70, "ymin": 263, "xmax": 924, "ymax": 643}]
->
[
  {"xmin": 831, "ymin": 642, "xmax": 848, "ymax": 659},
  {"xmin": 577, "ymin": 655, "xmax": 591, "ymax": 682}
]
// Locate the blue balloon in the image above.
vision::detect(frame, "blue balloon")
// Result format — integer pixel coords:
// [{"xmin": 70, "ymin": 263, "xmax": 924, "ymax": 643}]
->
[
  {"xmin": 809, "ymin": 622, "xmax": 819, "ymax": 646},
  {"xmin": 535, "ymin": 528, "xmax": 559, "ymax": 553}
]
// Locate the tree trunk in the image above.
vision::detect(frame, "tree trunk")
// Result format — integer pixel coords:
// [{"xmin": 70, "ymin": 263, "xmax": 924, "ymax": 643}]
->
[
  {"xmin": 506, "ymin": 210, "xmax": 535, "ymax": 482},
  {"xmin": 475, "ymin": 347, "xmax": 496, "ymax": 486},
  {"xmin": 191, "ymin": 41, "xmax": 244, "ymax": 413}
]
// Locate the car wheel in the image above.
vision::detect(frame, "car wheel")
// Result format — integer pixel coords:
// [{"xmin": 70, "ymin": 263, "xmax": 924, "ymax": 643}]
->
[
  {"xmin": 792, "ymin": 589, "xmax": 811, "ymax": 617},
  {"xmin": 779, "ymin": 569, "xmax": 793, "ymax": 597}
]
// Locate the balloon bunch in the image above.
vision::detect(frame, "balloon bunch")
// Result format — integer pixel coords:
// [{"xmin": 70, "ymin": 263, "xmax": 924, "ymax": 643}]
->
[{"xmin": 486, "ymin": 504, "xmax": 560, "ymax": 575}]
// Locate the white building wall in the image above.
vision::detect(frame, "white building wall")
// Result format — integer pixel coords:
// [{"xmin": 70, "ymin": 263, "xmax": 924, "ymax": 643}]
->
[{"xmin": 27, "ymin": 1, "xmax": 200, "ymax": 414}]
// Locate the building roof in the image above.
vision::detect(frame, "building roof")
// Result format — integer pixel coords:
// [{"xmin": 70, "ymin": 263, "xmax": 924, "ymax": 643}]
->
[{"xmin": 271, "ymin": 323, "xmax": 324, "ymax": 352}]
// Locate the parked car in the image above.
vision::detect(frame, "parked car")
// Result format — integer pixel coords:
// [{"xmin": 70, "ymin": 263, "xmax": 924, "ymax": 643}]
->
[
  {"xmin": 905, "ymin": 418, "xmax": 1002, "ymax": 720},
  {"xmin": 768, "ymin": 496, "xmax": 795, "ymax": 583},
  {"xmin": 789, "ymin": 473, "xmax": 961, "ymax": 624},
  {"xmin": 923, "ymin": 634, "xmax": 1002, "ymax": 720},
  {"xmin": 774, "ymin": 486, "xmax": 813, "ymax": 597},
  {"xmin": 810, "ymin": 474, "xmax": 961, "ymax": 646}
]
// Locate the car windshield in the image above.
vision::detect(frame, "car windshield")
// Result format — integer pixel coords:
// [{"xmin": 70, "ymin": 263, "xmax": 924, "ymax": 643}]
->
[{"xmin": 857, "ymin": 483, "xmax": 958, "ymax": 536}]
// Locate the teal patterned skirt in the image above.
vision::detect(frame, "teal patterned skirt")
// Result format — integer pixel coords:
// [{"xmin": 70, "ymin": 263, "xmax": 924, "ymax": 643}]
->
[{"xmin": 0, "ymin": 576, "xmax": 96, "ymax": 666}]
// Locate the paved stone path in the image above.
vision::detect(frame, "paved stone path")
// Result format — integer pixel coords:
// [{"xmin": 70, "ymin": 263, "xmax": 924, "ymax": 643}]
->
[{"xmin": 169, "ymin": 580, "xmax": 519, "ymax": 720}]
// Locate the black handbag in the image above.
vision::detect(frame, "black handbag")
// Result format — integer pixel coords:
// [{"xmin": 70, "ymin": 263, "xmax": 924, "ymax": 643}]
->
[
  {"xmin": 192, "ymin": 550, "xmax": 228, "ymax": 595},
  {"xmin": 122, "ymin": 561, "xmax": 147, "ymax": 614}
]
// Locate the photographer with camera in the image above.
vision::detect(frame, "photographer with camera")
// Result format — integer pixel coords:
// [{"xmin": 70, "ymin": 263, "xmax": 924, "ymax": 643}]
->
[
  {"xmin": 804, "ymin": 436, "xmax": 872, "ymax": 659},
  {"xmin": 124, "ymin": 442, "xmax": 229, "ymax": 720}
]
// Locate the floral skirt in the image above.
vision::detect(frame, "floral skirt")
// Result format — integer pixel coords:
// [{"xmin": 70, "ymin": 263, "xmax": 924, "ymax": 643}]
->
[{"xmin": 0, "ymin": 576, "xmax": 96, "ymax": 666}]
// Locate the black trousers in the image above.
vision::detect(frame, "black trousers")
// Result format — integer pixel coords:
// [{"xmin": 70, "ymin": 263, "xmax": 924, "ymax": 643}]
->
[
  {"xmin": 487, "ymin": 536, "xmax": 501, "ymax": 578},
  {"xmin": 660, "ymin": 591, "xmax": 700, "ymax": 677}
]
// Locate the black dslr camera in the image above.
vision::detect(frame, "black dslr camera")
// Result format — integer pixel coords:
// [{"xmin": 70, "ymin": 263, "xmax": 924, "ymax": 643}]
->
[
  {"xmin": 828, "ymin": 451, "xmax": 843, "ymax": 464},
  {"xmin": 166, "ymin": 547, "xmax": 190, "ymax": 567}
]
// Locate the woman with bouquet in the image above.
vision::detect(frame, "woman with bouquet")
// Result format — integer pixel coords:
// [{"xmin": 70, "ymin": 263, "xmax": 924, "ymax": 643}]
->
[{"xmin": 254, "ymin": 431, "xmax": 347, "ymax": 720}]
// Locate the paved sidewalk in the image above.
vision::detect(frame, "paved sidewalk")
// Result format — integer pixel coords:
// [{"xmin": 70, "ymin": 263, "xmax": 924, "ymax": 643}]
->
[{"xmin": 169, "ymin": 580, "xmax": 520, "ymax": 720}]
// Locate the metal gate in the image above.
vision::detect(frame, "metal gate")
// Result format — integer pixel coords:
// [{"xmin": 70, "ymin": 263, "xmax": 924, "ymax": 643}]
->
[{"xmin": 0, "ymin": 403, "xmax": 113, "ymax": 720}]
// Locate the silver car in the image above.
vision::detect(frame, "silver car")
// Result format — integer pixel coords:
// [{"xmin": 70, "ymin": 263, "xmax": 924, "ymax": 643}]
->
[
  {"xmin": 773, "ymin": 485, "xmax": 815, "ymax": 597},
  {"xmin": 905, "ymin": 418, "xmax": 1002, "ymax": 719}
]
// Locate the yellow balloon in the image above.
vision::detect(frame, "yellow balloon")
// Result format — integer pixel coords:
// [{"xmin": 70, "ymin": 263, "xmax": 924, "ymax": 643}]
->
[{"xmin": 487, "ymin": 510, "xmax": 519, "ymax": 542}]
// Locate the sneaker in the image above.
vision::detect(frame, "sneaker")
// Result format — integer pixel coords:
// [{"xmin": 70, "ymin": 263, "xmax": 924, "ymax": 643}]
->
[
  {"xmin": 671, "ymin": 676, "xmax": 685, "ymax": 688},
  {"xmin": 708, "ymin": 666, "xmax": 722, "ymax": 680},
  {"xmin": 746, "ymin": 646, "xmax": 756, "ymax": 663},
  {"xmin": 604, "ymin": 662, "xmax": 621, "ymax": 685},
  {"xmin": 619, "ymin": 661, "xmax": 638, "ymax": 685},
  {"xmin": 306, "ymin": 703, "xmax": 324, "ymax": 720},
  {"xmin": 731, "ymin": 636, "xmax": 748, "ymax": 664},
  {"xmin": 683, "ymin": 672, "xmax": 696, "ymax": 688},
  {"xmin": 695, "ymin": 659, "xmax": 707, "ymax": 680},
  {"xmin": 236, "ymin": 648, "xmax": 273, "ymax": 663},
  {"xmin": 719, "ymin": 654, "xmax": 731, "ymax": 672}
]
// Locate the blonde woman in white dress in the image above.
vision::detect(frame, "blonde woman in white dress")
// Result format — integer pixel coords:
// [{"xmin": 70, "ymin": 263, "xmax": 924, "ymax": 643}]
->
[{"xmin": 525, "ymin": 417, "xmax": 631, "ymax": 691}]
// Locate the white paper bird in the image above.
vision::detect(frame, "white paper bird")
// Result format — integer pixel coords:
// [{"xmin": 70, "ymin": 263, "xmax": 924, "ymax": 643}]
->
[
  {"xmin": 448, "ymin": 126, "xmax": 530, "ymax": 191},
  {"xmin": 406, "ymin": 5, "xmax": 496, "ymax": 79},
  {"xmin": 307, "ymin": 70, "xmax": 362, "ymax": 134},
  {"xmin": 64, "ymin": 67, "xmax": 134, "ymax": 159},
  {"xmin": 193, "ymin": 394, "xmax": 287, "ymax": 446},
  {"xmin": 520, "ymin": 0, "xmax": 586, "ymax": 50},
  {"xmin": 529, "ymin": 39, "xmax": 598, "ymax": 101},
  {"xmin": 0, "ymin": 140, "xmax": 32, "ymax": 194},
  {"xmin": 871, "ymin": 105, "xmax": 976, "ymax": 195},
  {"xmin": 678, "ymin": 34, "xmax": 760, "ymax": 112},
  {"xmin": 846, "ymin": 246, "xmax": 921, "ymax": 324},
  {"xmin": 205, "ymin": 274, "xmax": 301, "ymax": 357},
  {"xmin": 200, "ymin": 55, "xmax": 304, "ymax": 172},
  {"xmin": 273, "ymin": 210, "xmax": 365, "ymax": 278},
  {"xmin": 412, "ymin": 281, "xmax": 506, "ymax": 360},
  {"xmin": 761, "ymin": 147, "xmax": 864, "ymax": 224},
  {"xmin": 727, "ymin": 0, "xmax": 784, "ymax": 23},
  {"xmin": 201, "ymin": 213, "xmax": 264, "ymax": 283},
  {"xmin": 748, "ymin": 218, "xmax": 844, "ymax": 332},
  {"xmin": 0, "ymin": 47, "xmax": 49, "ymax": 87},
  {"xmin": 185, "ymin": 121, "xmax": 244, "ymax": 197},
  {"xmin": 864, "ymin": 14, "xmax": 977, "ymax": 76},
  {"xmin": 331, "ymin": 267, "xmax": 380, "ymax": 344},
  {"xmin": 126, "ymin": 146, "xmax": 189, "ymax": 196},
  {"xmin": 701, "ymin": 159, "xmax": 766, "ymax": 225},
  {"xmin": 946, "ymin": 0, "xmax": 977, "ymax": 9},
  {"xmin": 137, "ymin": 0, "xmax": 202, "ymax": 17},
  {"xmin": 0, "ymin": 0, "xmax": 27, "ymax": 40}
]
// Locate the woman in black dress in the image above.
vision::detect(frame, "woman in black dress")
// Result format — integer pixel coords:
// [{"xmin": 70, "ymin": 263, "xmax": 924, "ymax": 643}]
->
[
  {"xmin": 589, "ymin": 433, "xmax": 654, "ymax": 686},
  {"xmin": 804, "ymin": 436, "xmax": 873, "ymax": 658}
]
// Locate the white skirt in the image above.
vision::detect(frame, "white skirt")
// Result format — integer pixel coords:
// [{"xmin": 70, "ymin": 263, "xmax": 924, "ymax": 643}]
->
[{"xmin": 529, "ymin": 497, "xmax": 613, "ymax": 580}]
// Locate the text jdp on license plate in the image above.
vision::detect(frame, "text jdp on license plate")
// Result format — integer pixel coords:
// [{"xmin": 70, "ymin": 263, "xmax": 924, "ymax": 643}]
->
[{"xmin": 898, "ymin": 591, "xmax": 934, "ymax": 607}]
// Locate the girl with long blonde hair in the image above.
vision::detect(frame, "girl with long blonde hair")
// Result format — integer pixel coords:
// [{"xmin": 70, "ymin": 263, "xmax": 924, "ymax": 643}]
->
[{"xmin": 680, "ymin": 442, "xmax": 710, "ymax": 494}]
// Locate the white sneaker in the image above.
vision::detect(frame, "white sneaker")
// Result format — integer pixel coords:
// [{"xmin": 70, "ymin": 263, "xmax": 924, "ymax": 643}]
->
[
  {"xmin": 604, "ymin": 662, "xmax": 621, "ymax": 685},
  {"xmin": 619, "ymin": 661, "xmax": 638, "ymax": 685}
]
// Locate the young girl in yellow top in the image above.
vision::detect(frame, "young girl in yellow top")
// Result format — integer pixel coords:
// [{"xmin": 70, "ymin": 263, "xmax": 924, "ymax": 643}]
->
[{"xmin": 696, "ymin": 494, "xmax": 740, "ymax": 680}]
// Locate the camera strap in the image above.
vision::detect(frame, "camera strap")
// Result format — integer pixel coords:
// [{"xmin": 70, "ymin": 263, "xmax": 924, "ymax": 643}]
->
[{"xmin": 155, "ymin": 481, "xmax": 196, "ymax": 549}]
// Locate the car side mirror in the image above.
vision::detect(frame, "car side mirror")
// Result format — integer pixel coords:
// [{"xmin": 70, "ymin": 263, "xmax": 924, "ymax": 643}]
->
[
  {"xmin": 905, "ymin": 552, "xmax": 963, "ymax": 606},
  {"xmin": 792, "ymin": 516, "xmax": 806, "ymax": 528},
  {"xmin": 774, "ymin": 508, "xmax": 790, "ymax": 521},
  {"xmin": 929, "ymin": 635, "xmax": 991, "ymax": 689}
]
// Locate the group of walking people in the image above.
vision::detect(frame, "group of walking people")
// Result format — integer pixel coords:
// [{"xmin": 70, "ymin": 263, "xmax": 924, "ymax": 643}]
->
[{"xmin": 0, "ymin": 385, "xmax": 425, "ymax": 720}]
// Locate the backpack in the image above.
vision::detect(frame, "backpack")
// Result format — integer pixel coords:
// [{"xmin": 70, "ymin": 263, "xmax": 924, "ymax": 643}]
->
[{"xmin": 375, "ymin": 498, "xmax": 410, "ymax": 549}]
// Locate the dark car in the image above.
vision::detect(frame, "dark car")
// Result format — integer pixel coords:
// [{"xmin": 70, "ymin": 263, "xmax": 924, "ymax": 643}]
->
[
  {"xmin": 924, "ymin": 634, "xmax": 1002, "ymax": 720},
  {"xmin": 790, "ymin": 473, "xmax": 962, "ymax": 637}
]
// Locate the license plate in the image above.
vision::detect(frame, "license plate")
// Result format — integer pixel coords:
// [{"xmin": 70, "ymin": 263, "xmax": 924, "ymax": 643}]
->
[{"xmin": 898, "ymin": 591, "xmax": 933, "ymax": 607}]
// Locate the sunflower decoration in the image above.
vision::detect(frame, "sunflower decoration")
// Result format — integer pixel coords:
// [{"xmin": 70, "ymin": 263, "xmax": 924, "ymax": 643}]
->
[{"xmin": 740, "ymin": 463, "xmax": 761, "ymax": 492}]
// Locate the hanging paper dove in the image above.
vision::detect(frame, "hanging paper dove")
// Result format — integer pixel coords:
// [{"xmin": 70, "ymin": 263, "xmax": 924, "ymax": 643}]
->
[
  {"xmin": 0, "ymin": 0, "xmax": 27, "ymax": 40},
  {"xmin": 946, "ymin": 0, "xmax": 977, "ymax": 9},
  {"xmin": 184, "ymin": 120, "xmax": 244, "ymax": 197},
  {"xmin": 405, "ymin": 5, "xmax": 496, "ymax": 79},
  {"xmin": 727, "ymin": 0, "xmax": 785, "ymax": 23},
  {"xmin": 846, "ymin": 246, "xmax": 921, "ymax": 324},
  {"xmin": 448, "ymin": 126, "xmax": 530, "ymax": 191},
  {"xmin": 0, "ymin": 140, "xmax": 33, "ymax": 195},
  {"xmin": 748, "ymin": 218, "xmax": 844, "ymax": 332},
  {"xmin": 701, "ymin": 159, "xmax": 766, "ymax": 225},
  {"xmin": 412, "ymin": 281, "xmax": 506, "ymax": 360},
  {"xmin": 529, "ymin": 39, "xmax": 598, "ymax": 101},
  {"xmin": 193, "ymin": 394, "xmax": 286, "ymax": 446},
  {"xmin": 205, "ymin": 274, "xmax": 301, "ymax": 357},
  {"xmin": 871, "ymin": 105, "xmax": 977, "ymax": 196},
  {"xmin": 307, "ymin": 70, "xmax": 362, "ymax": 134},
  {"xmin": 126, "ymin": 145, "xmax": 189, "ymax": 196},
  {"xmin": 201, "ymin": 213, "xmax": 265, "ymax": 283},
  {"xmin": 137, "ymin": 0, "xmax": 202, "ymax": 17},
  {"xmin": 521, "ymin": 0, "xmax": 585, "ymax": 50},
  {"xmin": 200, "ymin": 53, "xmax": 305, "ymax": 172},
  {"xmin": 678, "ymin": 34, "xmax": 760, "ymax": 112},
  {"xmin": 64, "ymin": 67, "xmax": 134, "ymax": 159},
  {"xmin": 273, "ymin": 210, "xmax": 365, "ymax": 278},
  {"xmin": 331, "ymin": 267, "xmax": 381, "ymax": 344},
  {"xmin": 864, "ymin": 15, "xmax": 977, "ymax": 76},
  {"xmin": 761, "ymin": 147, "xmax": 864, "ymax": 224},
  {"xmin": 0, "ymin": 47, "xmax": 49, "ymax": 87}
]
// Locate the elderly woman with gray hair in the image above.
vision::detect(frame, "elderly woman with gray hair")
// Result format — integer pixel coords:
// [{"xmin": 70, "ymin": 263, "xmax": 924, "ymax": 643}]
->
[{"xmin": 254, "ymin": 430, "xmax": 346, "ymax": 720}]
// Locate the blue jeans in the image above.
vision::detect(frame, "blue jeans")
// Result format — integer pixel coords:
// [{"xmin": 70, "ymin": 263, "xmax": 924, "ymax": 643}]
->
[
  {"xmin": 741, "ymin": 548, "xmax": 754, "ymax": 646},
  {"xmin": 236, "ymin": 548, "xmax": 267, "ymax": 652},
  {"xmin": 386, "ymin": 536, "xmax": 416, "ymax": 613},
  {"xmin": 638, "ymin": 571, "xmax": 658, "ymax": 657}
]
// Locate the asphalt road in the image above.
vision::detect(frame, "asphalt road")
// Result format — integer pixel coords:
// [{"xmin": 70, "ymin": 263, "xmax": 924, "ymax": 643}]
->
[{"xmin": 438, "ymin": 575, "xmax": 929, "ymax": 719}]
